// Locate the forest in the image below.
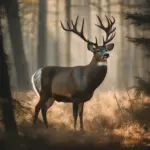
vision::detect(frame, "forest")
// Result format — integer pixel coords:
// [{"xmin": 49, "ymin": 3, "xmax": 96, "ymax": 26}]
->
[{"xmin": 0, "ymin": 0, "xmax": 150, "ymax": 150}]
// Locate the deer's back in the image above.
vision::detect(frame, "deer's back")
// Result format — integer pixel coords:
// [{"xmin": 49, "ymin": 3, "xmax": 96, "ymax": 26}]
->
[{"xmin": 41, "ymin": 66, "xmax": 85, "ymax": 97}]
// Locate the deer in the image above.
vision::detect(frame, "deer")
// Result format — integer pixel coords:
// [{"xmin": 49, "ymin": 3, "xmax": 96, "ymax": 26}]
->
[{"xmin": 31, "ymin": 15, "xmax": 116, "ymax": 131}]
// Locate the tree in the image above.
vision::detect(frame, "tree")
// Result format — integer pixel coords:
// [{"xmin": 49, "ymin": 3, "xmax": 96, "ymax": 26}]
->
[
  {"xmin": 55, "ymin": 0, "xmax": 60, "ymax": 65},
  {"xmin": 4, "ymin": 0, "xmax": 30, "ymax": 90},
  {"xmin": 125, "ymin": 0, "xmax": 150, "ymax": 97},
  {"xmin": 37, "ymin": 0, "xmax": 47, "ymax": 68},
  {"xmin": 65, "ymin": 0, "xmax": 71, "ymax": 65},
  {"xmin": 0, "ymin": 2, "xmax": 29, "ymax": 150},
  {"xmin": 0, "ymin": 3, "xmax": 20, "ymax": 150},
  {"xmin": 0, "ymin": 1, "xmax": 18, "ymax": 136}
]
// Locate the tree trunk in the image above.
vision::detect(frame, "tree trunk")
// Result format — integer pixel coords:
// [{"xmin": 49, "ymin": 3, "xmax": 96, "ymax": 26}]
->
[
  {"xmin": 55, "ymin": 0, "xmax": 60, "ymax": 65},
  {"xmin": 65, "ymin": 0, "xmax": 71, "ymax": 65},
  {"xmin": 117, "ymin": 1, "xmax": 125, "ymax": 89},
  {"xmin": 0, "ymin": 12, "xmax": 18, "ymax": 136},
  {"xmin": 4, "ymin": 0, "xmax": 30, "ymax": 90},
  {"xmin": 0, "ymin": 3, "xmax": 28, "ymax": 150},
  {"xmin": 37, "ymin": 0, "xmax": 47, "ymax": 68},
  {"xmin": 106, "ymin": 0, "xmax": 110, "ymax": 15}
]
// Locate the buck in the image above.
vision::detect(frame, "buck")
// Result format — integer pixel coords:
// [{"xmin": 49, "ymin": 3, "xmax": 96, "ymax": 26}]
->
[{"xmin": 31, "ymin": 15, "xmax": 116, "ymax": 131}]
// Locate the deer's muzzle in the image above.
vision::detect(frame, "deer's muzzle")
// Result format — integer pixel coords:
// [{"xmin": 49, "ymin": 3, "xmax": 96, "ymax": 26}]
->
[{"xmin": 103, "ymin": 53, "xmax": 109, "ymax": 58}]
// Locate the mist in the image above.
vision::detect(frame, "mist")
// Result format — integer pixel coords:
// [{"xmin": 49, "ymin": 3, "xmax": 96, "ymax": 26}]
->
[
  {"xmin": 1, "ymin": 0, "xmax": 150, "ymax": 149},
  {"xmin": 1, "ymin": 0, "xmax": 146, "ymax": 91}
]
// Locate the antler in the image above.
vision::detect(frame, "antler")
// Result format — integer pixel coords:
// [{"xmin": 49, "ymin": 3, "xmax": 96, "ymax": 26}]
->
[
  {"xmin": 95, "ymin": 15, "xmax": 116, "ymax": 46},
  {"xmin": 60, "ymin": 16, "xmax": 98, "ymax": 46}
]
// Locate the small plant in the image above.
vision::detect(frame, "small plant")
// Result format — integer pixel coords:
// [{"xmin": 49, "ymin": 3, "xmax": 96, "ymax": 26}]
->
[
  {"xmin": 12, "ymin": 91, "xmax": 32, "ymax": 119},
  {"xmin": 131, "ymin": 76, "xmax": 150, "ymax": 98}
]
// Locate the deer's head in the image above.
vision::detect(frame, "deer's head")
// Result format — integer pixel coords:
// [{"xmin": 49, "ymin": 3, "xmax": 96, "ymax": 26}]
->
[{"xmin": 61, "ymin": 15, "xmax": 116, "ymax": 62}]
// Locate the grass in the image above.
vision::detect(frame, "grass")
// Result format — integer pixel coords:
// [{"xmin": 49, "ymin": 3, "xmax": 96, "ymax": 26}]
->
[{"xmin": 1, "ymin": 89, "xmax": 150, "ymax": 149}]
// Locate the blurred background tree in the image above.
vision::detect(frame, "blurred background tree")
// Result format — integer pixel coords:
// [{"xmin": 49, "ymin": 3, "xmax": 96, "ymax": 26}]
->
[
  {"xmin": 125, "ymin": 0, "xmax": 150, "ymax": 98},
  {"xmin": 1, "ymin": 1, "xmax": 150, "ymax": 149},
  {"xmin": 0, "ymin": 0, "xmax": 18, "ymax": 135},
  {"xmin": 4, "ymin": 0, "xmax": 30, "ymax": 90}
]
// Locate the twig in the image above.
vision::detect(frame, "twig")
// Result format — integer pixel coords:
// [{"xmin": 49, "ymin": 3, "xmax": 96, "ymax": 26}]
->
[
  {"xmin": 113, "ymin": 91, "xmax": 125, "ymax": 122},
  {"xmin": 124, "ymin": 86, "xmax": 134, "ymax": 122},
  {"xmin": 124, "ymin": 84, "xmax": 134, "ymax": 113}
]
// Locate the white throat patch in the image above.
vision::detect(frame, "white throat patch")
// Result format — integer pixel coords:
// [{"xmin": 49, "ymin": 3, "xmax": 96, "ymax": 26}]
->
[{"xmin": 97, "ymin": 62, "xmax": 107, "ymax": 66}]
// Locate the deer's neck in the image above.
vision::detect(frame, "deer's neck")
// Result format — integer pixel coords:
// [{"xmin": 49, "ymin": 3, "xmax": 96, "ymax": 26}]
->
[
  {"xmin": 86, "ymin": 55, "xmax": 107, "ymax": 71},
  {"xmin": 84, "ymin": 55, "xmax": 107, "ymax": 93}
]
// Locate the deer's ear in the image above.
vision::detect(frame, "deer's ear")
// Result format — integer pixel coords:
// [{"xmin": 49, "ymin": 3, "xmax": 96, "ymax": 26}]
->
[
  {"xmin": 87, "ymin": 43, "xmax": 94, "ymax": 52},
  {"xmin": 105, "ymin": 43, "xmax": 114, "ymax": 51}
]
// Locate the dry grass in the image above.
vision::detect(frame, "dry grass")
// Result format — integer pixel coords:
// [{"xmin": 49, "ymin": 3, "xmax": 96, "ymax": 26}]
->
[
  {"xmin": 11, "ymin": 89, "xmax": 150, "ymax": 127},
  {"xmin": 114, "ymin": 122, "xmax": 150, "ymax": 145},
  {"xmin": 1, "ymin": 89, "xmax": 150, "ymax": 149},
  {"xmin": 26, "ymin": 89, "xmax": 150, "ymax": 130}
]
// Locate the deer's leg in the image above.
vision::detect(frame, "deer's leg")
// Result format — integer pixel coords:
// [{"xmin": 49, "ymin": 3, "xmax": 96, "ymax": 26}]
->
[
  {"xmin": 73, "ymin": 102, "xmax": 79, "ymax": 130},
  {"xmin": 33, "ymin": 92, "xmax": 48, "ymax": 125},
  {"xmin": 78, "ymin": 103, "xmax": 84, "ymax": 131},
  {"xmin": 41, "ymin": 106, "xmax": 48, "ymax": 128},
  {"xmin": 41, "ymin": 98, "xmax": 55, "ymax": 128},
  {"xmin": 33, "ymin": 101, "xmax": 42, "ymax": 125}
]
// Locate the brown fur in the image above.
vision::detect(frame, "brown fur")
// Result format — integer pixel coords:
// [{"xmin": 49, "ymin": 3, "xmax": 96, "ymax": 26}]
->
[{"xmin": 32, "ymin": 15, "xmax": 116, "ymax": 130}]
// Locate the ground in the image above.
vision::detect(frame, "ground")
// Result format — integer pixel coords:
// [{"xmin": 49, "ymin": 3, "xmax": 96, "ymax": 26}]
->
[{"xmin": 1, "ymin": 90, "xmax": 150, "ymax": 150}]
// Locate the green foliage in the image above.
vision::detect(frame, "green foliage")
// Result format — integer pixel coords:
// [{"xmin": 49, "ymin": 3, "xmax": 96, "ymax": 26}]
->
[
  {"xmin": 132, "ymin": 76, "xmax": 150, "ymax": 97},
  {"xmin": 125, "ymin": 13, "xmax": 150, "ymax": 27},
  {"xmin": 125, "ymin": 1, "xmax": 150, "ymax": 98},
  {"xmin": 127, "ymin": 37, "xmax": 150, "ymax": 47}
]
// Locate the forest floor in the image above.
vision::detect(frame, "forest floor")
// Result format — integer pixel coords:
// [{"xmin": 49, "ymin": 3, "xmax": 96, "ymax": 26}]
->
[
  {"xmin": 1, "ymin": 90, "xmax": 150, "ymax": 150},
  {"xmin": 5, "ymin": 121, "xmax": 150, "ymax": 150}
]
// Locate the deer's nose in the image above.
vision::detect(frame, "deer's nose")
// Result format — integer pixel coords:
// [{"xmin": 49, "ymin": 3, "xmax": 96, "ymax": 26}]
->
[{"xmin": 103, "ymin": 53, "xmax": 109, "ymax": 58}]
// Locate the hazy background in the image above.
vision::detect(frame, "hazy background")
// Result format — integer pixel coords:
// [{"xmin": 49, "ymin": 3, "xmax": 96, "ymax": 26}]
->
[
  {"xmin": 2, "ymin": 1, "xmax": 150, "ymax": 149},
  {"xmin": 2, "ymin": 0, "xmax": 148, "ymax": 92}
]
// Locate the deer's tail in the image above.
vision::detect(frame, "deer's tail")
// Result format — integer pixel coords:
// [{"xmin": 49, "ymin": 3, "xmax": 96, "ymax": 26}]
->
[{"xmin": 31, "ymin": 68, "xmax": 43, "ymax": 97}]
